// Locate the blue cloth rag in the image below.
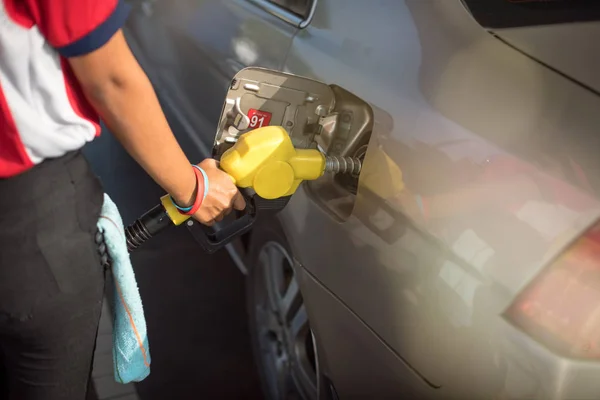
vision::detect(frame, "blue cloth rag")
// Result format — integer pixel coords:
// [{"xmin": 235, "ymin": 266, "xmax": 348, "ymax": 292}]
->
[{"xmin": 97, "ymin": 193, "xmax": 151, "ymax": 384}]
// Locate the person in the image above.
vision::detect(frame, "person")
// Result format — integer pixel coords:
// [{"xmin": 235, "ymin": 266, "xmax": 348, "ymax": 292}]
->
[{"xmin": 0, "ymin": 0, "xmax": 245, "ymax": 398}]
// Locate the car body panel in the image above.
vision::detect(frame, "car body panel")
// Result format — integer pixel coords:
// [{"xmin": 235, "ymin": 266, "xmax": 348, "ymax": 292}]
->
[
  {"xmin": 123, "ymin": 0, "xmax": 600, "ymax": 398},
  {"xmin": 295, "ymin": 264, "xmax": 435, "ymax": 399},
  {"xmin": 493, "ymin": 23, "xmax": 600, "ymax": 94},
  {"xmin": 278, "ymin": 0, "xmax": 600, "ymax": 398},
  {"xmin": 125, "ymin": 0, "xmax": 298, "ymax": 153}
]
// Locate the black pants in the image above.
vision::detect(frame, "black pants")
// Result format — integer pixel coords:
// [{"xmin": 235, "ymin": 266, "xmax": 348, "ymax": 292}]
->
[{"xmin": 0, "ymin": 150, "xmax": 105, "ymax": 399}]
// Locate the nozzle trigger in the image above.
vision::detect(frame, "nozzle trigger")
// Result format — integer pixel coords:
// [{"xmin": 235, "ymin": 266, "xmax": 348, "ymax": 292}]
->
[{"xmin": 186, "ymin": 194, "xmax": 257, "ymax": 254}]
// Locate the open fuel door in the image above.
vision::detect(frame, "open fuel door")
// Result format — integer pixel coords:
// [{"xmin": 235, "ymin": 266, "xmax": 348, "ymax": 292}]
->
[
  {"xmin": 183, "ymin": 67, "xmax": 376, "ymax": 253},
  {"xmin": 125, "ymin": 67, "xmax": 387, "ymax": 255},
  {"xmin": 212, "ymin": 67, "xmax": 375, "ymax": 222}
]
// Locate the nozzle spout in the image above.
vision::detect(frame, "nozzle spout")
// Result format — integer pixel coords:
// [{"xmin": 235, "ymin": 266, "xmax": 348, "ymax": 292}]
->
[{"xmin": 324, "ymin": 155, "xmax": 362, "ymax": 176}]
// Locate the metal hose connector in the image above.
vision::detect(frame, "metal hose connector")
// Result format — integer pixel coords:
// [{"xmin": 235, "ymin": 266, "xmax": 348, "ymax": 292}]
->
[
  {"xmin": 125, "ymin": 219, "xmax": 153, "ymax": 252},
  {"xmin": 324, "ymin": 155, "xmax": 362, "ymax": 176}
]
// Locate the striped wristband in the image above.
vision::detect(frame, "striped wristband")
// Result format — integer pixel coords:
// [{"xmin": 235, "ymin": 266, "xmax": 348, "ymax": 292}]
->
[
  {"xmin": 192, "ymin": 165, "xmax": 209, "ymax": 202},
  {"xmin": 170, "ymin": 165, "xmax": 209, "ymax": 215}
]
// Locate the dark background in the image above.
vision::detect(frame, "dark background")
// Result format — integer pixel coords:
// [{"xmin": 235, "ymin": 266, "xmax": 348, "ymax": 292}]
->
[{"xmin": 84, "ymin": 124, "xmax": 264, "ymax": 399}]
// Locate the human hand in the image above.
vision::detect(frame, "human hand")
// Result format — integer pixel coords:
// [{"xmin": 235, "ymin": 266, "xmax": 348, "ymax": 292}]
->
[{"xmin": 191, "ymin": 159, "xmax": 246, "ymax": 226}]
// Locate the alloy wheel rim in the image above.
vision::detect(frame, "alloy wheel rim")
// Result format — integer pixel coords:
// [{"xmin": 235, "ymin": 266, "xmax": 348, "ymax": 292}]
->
[{"xmin": 253, "ymin": 241, "xmax": 318, "ymax": 400}]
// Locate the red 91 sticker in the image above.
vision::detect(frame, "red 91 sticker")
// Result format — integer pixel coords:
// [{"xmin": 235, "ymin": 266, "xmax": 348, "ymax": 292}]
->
[{"xmin": 247, "ymin": 109, "xmax": 272, "ymax": 129}]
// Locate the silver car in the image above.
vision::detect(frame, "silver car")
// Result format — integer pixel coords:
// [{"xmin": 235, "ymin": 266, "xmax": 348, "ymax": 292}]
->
[{"xmin": 123, "ymin": 0, "xmax": 600, "ymax": 398}]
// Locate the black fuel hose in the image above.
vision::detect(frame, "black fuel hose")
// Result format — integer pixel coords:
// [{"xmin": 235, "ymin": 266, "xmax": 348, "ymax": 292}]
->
[{"xmin": 124, "ymin": 204, "xmax": 175, "ymax": 252}]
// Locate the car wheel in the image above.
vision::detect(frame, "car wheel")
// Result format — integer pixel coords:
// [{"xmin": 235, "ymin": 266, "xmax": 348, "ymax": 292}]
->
[{"xmin": 246, "ymin": 222, "xmax": 319, "ymax": 400}]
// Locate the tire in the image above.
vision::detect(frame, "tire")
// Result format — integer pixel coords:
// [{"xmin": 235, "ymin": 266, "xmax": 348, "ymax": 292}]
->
[{"xmin": 245, "ymin": 220, "xmax": 319, "ymax": 400}]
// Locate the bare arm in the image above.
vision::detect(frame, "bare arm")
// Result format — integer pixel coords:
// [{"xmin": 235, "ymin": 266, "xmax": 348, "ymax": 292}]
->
[{"xmin": 67, "ymin": 29, "xmax": 244, "ymax": 224}]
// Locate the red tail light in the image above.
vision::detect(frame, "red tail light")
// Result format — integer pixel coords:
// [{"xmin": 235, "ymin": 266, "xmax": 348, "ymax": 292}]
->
[{"xmin": 505, "ymin": 219, "xmax": 600, "ymax": 359}]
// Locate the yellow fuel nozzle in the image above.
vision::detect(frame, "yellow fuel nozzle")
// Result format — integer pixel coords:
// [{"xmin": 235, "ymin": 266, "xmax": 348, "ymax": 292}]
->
[
  {"xmin": 219, "ymin": 125, "xmax": 362, "ymax": 199},
  {"xmin": 159, "ymin": 125, "xmax": 362, "ymax": 227},
  {"xmin": 220, "ymin": 126, "xmax": 322, "ymax": 199}
]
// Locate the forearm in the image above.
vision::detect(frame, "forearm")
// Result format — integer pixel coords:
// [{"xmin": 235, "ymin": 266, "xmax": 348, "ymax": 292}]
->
[
  {"xmin": 85, "ymin": 67, "xmax": 195, "ymax": 204},
  {"xmin": 69, "ymin": 31, "xmax": 196, "ymax": 205}
]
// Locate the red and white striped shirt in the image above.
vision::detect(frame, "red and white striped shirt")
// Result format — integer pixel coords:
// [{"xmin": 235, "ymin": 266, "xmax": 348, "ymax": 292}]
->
[{"xmin": 0, "ymin": 0, "xmax": 130, "ymax": 178}]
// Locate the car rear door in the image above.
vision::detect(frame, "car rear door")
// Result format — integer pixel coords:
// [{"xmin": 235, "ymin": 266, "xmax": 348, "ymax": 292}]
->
[
  {"xmin": 124, "ymin": 0, "xmax": 313, "ymax": 155},
  {"xmin": 278, "ymin": 0, "xmax": 600, "ymax": 399}
]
